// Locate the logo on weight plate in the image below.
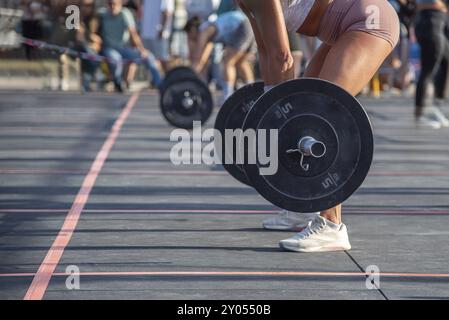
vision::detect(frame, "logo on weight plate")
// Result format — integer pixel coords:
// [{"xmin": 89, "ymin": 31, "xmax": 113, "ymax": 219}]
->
[
  {"xmin": 322, "ymin": 172, "xmax": 340, "ymax": 189},
  {"xmin": 242, "ymin": 100, "xmax": 256, "ymax": 113},
  {"xmin": 274, "ymin": 103, "xmax": 293, "ymax": 120}
]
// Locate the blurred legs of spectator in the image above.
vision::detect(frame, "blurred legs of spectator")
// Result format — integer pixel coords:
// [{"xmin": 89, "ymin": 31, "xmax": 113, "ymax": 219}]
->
[
  {"xmin": 392, "ymin": 23, "xmax": 414, "ymax": 93},
  {"xmin": 210, "ymin": 44, "xmax": 224, "ymax": 90},
  {"xmin": 144, "ymin": 38, "xmax": 170, "ymax": 72},
  {"xmin": 289, "ymin": 32, "xmax": 304, "ymax": 78},
  {"xmin": 415, "ymin": 11, "xmax": 448, "ymax": 110},
  {"xmin": 415, "ymin": 10, "xmax": 449, "ymax": 128},
  {"xmin": 222, "ymin": 47, "xmax": 254, "ymax": 100},
  {"xmin": 102, "ymin": 46, "xmax": 162, "ymax": 92},
  {"xmin": 79, "ymin": 47, "xmax": 100, "ymax": 92},
  {"xmin": 434, "ymin": 25, "xmax": 449, "ymax": 102},
  {"xmin": 58, "ymin": 54, "xmax": 70, "ymax": 91},
  {"xmin": 124, "ymin": 63, "xmax": 138, "ymax": 90},
  {"xmin": 21, "ymin": 19, "xmax": 44, "ymax": 59},
  {"xmin": 300, "ymin": 36, "xmax": 320, "ymax": 68},
  {"xmin": 434, "ymin": 58, "xmax": 448, "ymax": 102},
  {"xmin": 235, "ymin": 52, "xmax": 255, "ymax": 84}
]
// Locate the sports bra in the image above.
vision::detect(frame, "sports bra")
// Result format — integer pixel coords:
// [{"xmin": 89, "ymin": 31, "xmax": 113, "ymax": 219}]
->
[{"xmin": 280, "ymin": 0, "xmax": 315, "ymax": 32}]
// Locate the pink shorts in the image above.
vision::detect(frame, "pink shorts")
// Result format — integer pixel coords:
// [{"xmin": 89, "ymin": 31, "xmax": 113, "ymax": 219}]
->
[{"xmin": 317, "ymin": 0, "xmax": 400, "ymax": 48}]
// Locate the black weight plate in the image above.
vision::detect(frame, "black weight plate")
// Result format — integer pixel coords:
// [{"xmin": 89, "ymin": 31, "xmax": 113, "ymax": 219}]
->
[
  {"xmin": 163, "ymin": 66, "xmax": 197, "ymax": 88},
  {"xmin": 160, "ymin": 76, "xmax": 213, "ymax": 129},
  {"xmin": 214, "ymin": 82, "xmax": 264, "ymax": 186},
  {"xmin": 242, "ymin": 78, "xmax": 374, "ymax": 213}
]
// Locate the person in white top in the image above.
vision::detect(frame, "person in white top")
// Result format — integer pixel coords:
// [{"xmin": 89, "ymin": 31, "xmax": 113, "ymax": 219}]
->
[
  {"xmin": 141, "ymin": 0, "xmax": 175, "ymax": 71},
  {"xmin": 236, "ymin": 0, "xmax": 400, "ymax": 253}
]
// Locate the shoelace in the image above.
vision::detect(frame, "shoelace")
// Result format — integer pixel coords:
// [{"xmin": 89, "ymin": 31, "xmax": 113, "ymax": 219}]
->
[
  {"xmin": 279, "ymin": 210, "xmax": 292, "ymax": 219},
  {"xmin": 298, "ymin": 219, "xmax": 326, "ymax": 239}
]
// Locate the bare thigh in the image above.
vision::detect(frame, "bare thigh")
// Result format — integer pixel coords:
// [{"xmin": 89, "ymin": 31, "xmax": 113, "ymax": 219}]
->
[
  {"xmin": 224, "ymin": 47, "xmax": 245, "ymax": 66},
  {"xmin": 236, "ymin": 51, "xmax": 254, "ymax": 65},
  {"xmin": 319, "ymin": 31, "xmax": 393, "ymax": 96}
]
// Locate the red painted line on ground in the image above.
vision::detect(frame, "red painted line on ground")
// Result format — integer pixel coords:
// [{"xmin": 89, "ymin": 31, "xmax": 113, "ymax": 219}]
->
[
  {"xmin": 3, "ymin": 271, "xmax": 449, "ymax": 279},
  {"xmin": 23, "ymin": 93, "xmax": 140, "ymax": 301},
  {"xmin": 0, "ymin": 168, "xmax": 228, "ymax": 176},
  {"xmin": 1, "ymin": 168, "xmax": 449, "ymax": 177},
  {"xmin": 0, "ymin": 169, "xmax": 87, "ymax": 174},
  {"xmin": 370, "ymin": 172, "xmax": 449, "ymax": 177},
  {"xmin": 0, "ymin": 209, "xmax": 278, "ymax": 214},
  {"xmin": 2, "ymin": 208, "xmax": 449, "ymax": 215}
]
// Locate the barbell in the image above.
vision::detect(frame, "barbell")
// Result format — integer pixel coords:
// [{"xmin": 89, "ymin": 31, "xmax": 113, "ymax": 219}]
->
[
  {"xmin": 214, "ymin": 78, "xmax": 374, "ymax": 213},
  {"xmin": 159, "ymin": 66, "xmax": 214, "ymax": 129}
]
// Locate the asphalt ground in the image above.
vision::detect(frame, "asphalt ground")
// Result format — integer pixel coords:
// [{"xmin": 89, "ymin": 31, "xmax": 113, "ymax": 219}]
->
[{"xmin": 0, "ymin": 90, "xmax": 448, "ymax": 300}]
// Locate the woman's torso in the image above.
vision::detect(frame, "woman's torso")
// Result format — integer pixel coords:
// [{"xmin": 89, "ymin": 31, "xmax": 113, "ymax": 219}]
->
[{"xmin": 281, "ymin": 0, "xmax": 334, "ymax": 36}]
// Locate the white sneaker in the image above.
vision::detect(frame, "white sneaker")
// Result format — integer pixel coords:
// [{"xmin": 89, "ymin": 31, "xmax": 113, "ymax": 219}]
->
[
  {"xmin": 427, "ymin": 106, "xmax": 449, "ymax": 127},
  {"xmin": 263, "ymin": 210, "xmax": 319, "ymax": 231},
  {"xmin": 416, "ymin": 114, "xmax": 442, "ymax": 129},
  {"xmin": 279, "ymin": 215, "xmax": 351, "ymax": 253}
]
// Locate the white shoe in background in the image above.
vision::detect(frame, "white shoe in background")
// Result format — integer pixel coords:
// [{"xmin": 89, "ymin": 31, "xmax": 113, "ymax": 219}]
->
[
  {"xmin": 416, "ymin": 114, "xmax": 442, "ymax": 129},
  {"xmin": 427, "ymin": 106, "xmax": 449, "ymax": 127}
]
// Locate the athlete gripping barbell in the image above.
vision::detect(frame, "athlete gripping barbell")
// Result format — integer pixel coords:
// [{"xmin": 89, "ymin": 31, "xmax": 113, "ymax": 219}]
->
[{"xmin": 223, "ymin": 0, "xmax": 400, "ymax": 253}]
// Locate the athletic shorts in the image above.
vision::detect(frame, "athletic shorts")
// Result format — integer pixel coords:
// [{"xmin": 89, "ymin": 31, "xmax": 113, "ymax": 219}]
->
[
  {"xmin": 221, "ymin": 19, "xmax": 255, "ymax": 53},
  {"xmin": 317, "ymin": 0, "xmax": 400, "ymax": 48}
]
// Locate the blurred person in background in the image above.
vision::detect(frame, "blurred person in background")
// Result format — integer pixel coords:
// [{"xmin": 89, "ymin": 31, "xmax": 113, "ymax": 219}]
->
[
  {"xmin": 97, "ymin": 0, "xmax": 161, "ymax": 92},
  {"xmin": 184, "ymin": 0, "xmax": 222, "ymax": 88},
  {"xmin": 39, "ymin": 0, "xmax": 80, "ymax": 90},
  {"xmin": 184, "ymin": 0, "xmax": 219, "ymax": 21},
  {"xmin": 215, "ymin": 1, "xmax": 254, "ymax": 90},
  {"xmin": 122, "ymin": 0, "xmax": 142, "ymax": 90},
  {"xmin": 217, "ymin": 0, "xmax": 238, "ymax": 15},
  {"xmin": 414, "ymin": 0, "xmax": 449, "ymax": 128},
  {"xmin": 123, "ymin": 0, "xmax": 140, "ymax": 15},
  {"xmin": 389, "ymin": 0, "xmax": 417, "ymax": 92},
  {"xmin": 433, "ymin": 23, "xmax": 449, "ymax": 104},
  {"xmin": 185, "ymin": 10, "xmax": 255, "ymax": 102},
  {"xmin": 20, "ymin": 0, "xmax": 49, "ymax": 59},
  {"xmin": 75, "ymin": 0, "xmax": 102, "ymax": 92},
  {"xmin": 141, "ymin": 0, "xmax": 175, "ymax": 72},
  {"xmin": 288, "ymin": 32, "xmax": 304, "ymax": 78}
]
